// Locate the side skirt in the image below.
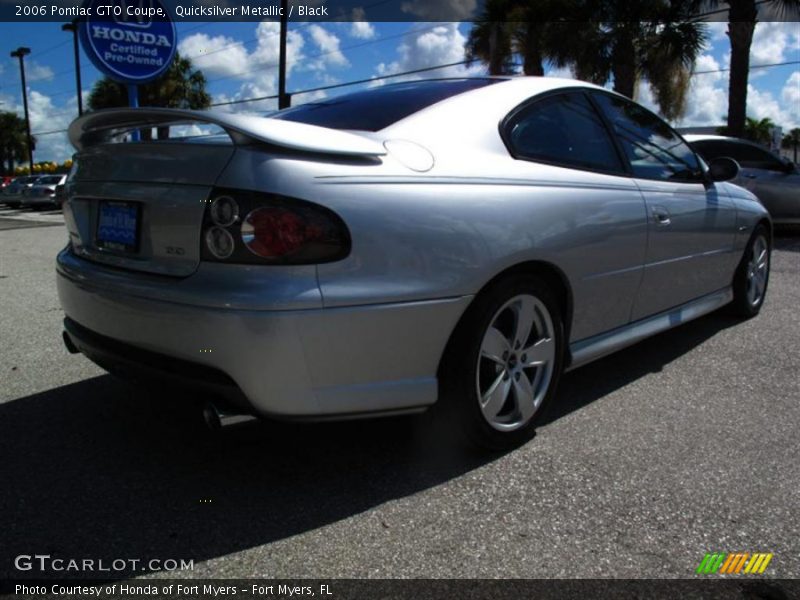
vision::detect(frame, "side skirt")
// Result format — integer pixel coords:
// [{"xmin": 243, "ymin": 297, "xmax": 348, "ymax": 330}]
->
[{"xmin": 566, "ymin": 287, "xmax": 733, "ymax": 372}]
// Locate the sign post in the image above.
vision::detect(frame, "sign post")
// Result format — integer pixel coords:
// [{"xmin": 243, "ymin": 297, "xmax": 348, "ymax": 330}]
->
[{"xmin": 79, "ymin": 0, "xmax": 176, "ymax": 138}]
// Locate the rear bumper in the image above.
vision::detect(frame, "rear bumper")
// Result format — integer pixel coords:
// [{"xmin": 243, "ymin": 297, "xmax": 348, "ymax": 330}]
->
[
  {"xmin": 63, "ymin": 317, "xmax": 252, "ymax": 412},
  {"xmin": 56, "ymin": 250, "xmax": 471, "ymax": 419},
  {"xmin": 21, "ymin": 194, "xmax": 56, "ymax": 207}
]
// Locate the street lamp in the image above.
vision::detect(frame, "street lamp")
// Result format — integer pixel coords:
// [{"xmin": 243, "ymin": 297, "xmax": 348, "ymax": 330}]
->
[
  {"xmin": 61, "ymin": 20, "xmax": 83, "ymax": 116},
  {"xmin": 278, "ymin": 0, "xmax": 290, "ymax": 109},
  {"xmin": 10, "ymin": 47, "xmax": 34, "ymax": 172}
]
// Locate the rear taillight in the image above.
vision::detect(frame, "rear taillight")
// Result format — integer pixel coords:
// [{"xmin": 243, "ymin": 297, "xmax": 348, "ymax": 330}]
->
[{"xmin": 201, "ymin": 188, "xmax": 350, "ymax": 265}]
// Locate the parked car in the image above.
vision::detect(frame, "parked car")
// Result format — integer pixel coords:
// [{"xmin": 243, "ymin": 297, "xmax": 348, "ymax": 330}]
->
[
  {"xmin": 2, "ymin": 176, "xmax": 39, "ymax": 207},
  {"xmin": 21, "ymin": 174, "xmax": 67, "ymax": 209},
  {"xmin": 686, "ymin": 135, "xmax": 800, "ymax": 226},
  {"xmin": 59, "ymin": 78, "xmax": 770, "ymax": 449}
]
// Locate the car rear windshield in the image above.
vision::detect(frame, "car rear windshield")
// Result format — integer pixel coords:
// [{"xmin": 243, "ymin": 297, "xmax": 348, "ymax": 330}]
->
[{"xmin": 274, "ymin": 78, "xmax": 503, "ymax": 132}]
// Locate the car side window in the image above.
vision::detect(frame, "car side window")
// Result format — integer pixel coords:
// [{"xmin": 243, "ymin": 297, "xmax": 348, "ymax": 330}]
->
[
  {"xmin": 592, "ymin": 93, "xmax": 702, "ymax": 183},
  {"xmin": 692, "ymin": 140, "xmax": 785, "ymax": 171},
  {"xmin": 505, "ymin": 92, "xmax": 624, "ymax": 173}
]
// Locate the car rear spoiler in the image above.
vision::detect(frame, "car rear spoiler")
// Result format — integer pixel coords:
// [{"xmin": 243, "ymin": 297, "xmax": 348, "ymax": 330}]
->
[{"xmin": 68, "ymin": 107, "xmax": 387, "ymax": 157}]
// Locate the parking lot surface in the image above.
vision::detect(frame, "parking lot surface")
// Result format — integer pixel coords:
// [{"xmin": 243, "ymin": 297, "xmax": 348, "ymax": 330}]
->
[{"xmin": 1, "ymin": 214, "xmax": 798, "ymax": 580}]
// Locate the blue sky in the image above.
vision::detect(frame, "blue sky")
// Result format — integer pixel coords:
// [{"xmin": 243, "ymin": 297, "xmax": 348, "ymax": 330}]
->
[{"xmin": 1, "ymin": 20, "xmax": 798, "ymax": 162}]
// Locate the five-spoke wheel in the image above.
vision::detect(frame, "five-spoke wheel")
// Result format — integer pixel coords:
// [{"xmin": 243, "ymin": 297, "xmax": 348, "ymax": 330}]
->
[
  {"xmin": 477, "ymin": 294, "xmax": 556, "ymax": 432},
  {"xmin": 439, "ymin": 274, "xmax": 564, "ymax": 450},
  {"xmin": 730, "ymin": 225, "xmax": 770, "ymax": 318},
  {"xmin": 746, "ymin": 234, "xmax": 769, "ymax": 308}
]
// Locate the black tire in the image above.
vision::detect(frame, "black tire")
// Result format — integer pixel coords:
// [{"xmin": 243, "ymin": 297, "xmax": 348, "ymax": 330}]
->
[
  {"xmin": 438, "ymin": 274, "xmax": 565, "ymax": 451},
  {"xmin": 728, "ymin": 224, "xmax": 771, "ymax": 318}
]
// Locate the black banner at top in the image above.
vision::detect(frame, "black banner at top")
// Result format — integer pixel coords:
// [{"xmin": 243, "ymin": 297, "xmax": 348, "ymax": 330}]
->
[{"xmin": 1, "ymin": 0, "xmax": 799, "ymax": 22}]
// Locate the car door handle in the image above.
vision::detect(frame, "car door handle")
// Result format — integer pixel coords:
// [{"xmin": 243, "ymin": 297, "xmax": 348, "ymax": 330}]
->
[
  {"xmin": 743, "ymin": 174, "xmax": 757, "ymax": 179},
  {"xmin": 652, "ymin": 207, "xmax": 671, "ymax": 226}
]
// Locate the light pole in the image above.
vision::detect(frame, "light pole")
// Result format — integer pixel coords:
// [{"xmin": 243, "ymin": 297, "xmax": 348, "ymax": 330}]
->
[
  {"xmin": 62, "ymin": 20, "xmax": 83, "ymax": 116},
  {"xmin": 10, "ymin": 47, "xmax": 34, "ymax": 172},
  {"xmin": 278, "ymin": 0, "xmax": 290, "ymax": 109}
]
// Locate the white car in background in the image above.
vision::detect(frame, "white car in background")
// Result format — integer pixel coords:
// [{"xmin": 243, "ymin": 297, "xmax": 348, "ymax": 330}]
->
[
  {"xmin": 21, "ymin": 174, "xmax": 67, "ymax": 209},
  {"xmin": 686, "ymin": 135, "xmax": 800, "ymax": 226}
]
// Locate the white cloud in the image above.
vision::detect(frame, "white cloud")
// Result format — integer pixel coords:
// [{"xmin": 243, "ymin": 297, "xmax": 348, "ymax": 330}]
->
[
  {"xmin": 705, "ymin": 21, "xmax": 729, "ymax": 42},
  {"xmin": 749, "ymin": 21, "xmax": 800, "ymax": 65},
  {"xmin": 307, "ymin": 25, "xmax": 349, "ymax": 69},
  {"xmin": 182, "ymin": 21, "xmax": 306, "ymax": 113},
  {"xmin": 249, "ymin": 21, "xmax": 305, "ymax": 77},
  {"xmin": 748, "ymin": 75, "xmax": 800, "ymax": 129},
  {"xmin": 293, "ymin": 89, "xmax": 328, "ymax": 104},
  {"xmin": 676, "ymin": 53, "xmax": 729, "ymax": 127},
  {"xmin": 375, "ymin": 23, "xmax": 484, "ymax": 83},
  {"xmin": 781, "ymin": 71, "xmax": 800, "ymax": 109},
  {"xmin": 26, "ymin": 61, "xmax": 54, "ymax": 83},
  {"xmin": 349, "ymin": 8, "xmax": 375, "ymax": 39},
  {"xmin": 178, "ymin": 33, "xmax": 250, "ymax": 78},
  {"xmin": 0, "ymin": 88, "xmax": 79, "ymax": 164},
  {"xmin": 350, "ymin": 21, "xmax": 376, "ymax": 40}
]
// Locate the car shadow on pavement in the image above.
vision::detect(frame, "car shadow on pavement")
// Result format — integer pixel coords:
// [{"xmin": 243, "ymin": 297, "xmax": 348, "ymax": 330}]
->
[
  {"xmin": 774, "ymin": 231, "xmax": 800, "ymax": 253},
  {"xmin": 0, "ymin": 374, "xmax": 491, "ymax": 581},
  {"xmin": 543, "ymin": 312, "xmax": 739, "ymax": 425},
  {"xmin": 1, "ymin": 311, "xmax": 738, "ymax": 580}
]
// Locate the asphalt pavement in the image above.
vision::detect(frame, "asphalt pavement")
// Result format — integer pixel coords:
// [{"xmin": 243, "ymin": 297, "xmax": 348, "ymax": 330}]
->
[{"xmin": 1, "ymin": 211, "xmax": 798, "ymax": 581}]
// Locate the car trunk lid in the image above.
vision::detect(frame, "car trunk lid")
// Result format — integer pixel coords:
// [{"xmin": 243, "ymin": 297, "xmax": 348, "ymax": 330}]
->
[
  {"xmin": 64, "ymin": 141, "xmax": 234, "ymax": 277},
  {"xmin": 63, "ymin": 107, "xmax": 385, "ymax": 278}
]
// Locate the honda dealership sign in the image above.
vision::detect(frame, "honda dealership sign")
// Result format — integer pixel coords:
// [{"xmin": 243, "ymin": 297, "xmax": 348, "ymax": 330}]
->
[{"xmin": 79, "ymin": 0, "xmax": 176, "ymax": 84}]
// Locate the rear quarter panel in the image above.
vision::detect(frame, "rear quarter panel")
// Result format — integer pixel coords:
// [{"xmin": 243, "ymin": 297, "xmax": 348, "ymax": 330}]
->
[{"xmin": 219, "ymin": 146, "xmax": 649, "ymax": 343}]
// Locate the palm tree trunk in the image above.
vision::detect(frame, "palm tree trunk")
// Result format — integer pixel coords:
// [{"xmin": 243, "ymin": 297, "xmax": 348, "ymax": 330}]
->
[
  {"xmin": 521, "ymin": 24, "xmax": 545, "ymax": 76},
  {"xmin": 727, "ymin": 17, "xmax": 756, "ymax": 138},
  {"xmin": 612, "ymin": 31, "xmax": 637, "ymax": 99},
  {"xmin": 489, "ymin": 22, "xmax": 503, "ymax": 75}
]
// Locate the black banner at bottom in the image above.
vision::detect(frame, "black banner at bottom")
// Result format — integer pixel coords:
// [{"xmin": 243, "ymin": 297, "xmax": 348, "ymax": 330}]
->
[{"xmin": 2, "ymin": 579, "xmax": 799, "ymax": 600}]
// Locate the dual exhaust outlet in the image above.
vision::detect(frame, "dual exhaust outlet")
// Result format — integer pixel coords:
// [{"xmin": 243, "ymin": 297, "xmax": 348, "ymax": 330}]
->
[
  {"xmin": 202, "ymin": 402, "xmax": 257, "ymax": 431},
  {"xmin": 62, "ymin": 329, "xmax": 255, "ymax": 431}
]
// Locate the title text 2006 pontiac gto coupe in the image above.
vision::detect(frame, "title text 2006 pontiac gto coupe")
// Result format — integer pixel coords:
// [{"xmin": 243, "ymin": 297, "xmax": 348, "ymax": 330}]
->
[{"xmin": 58, "ymin": 78, "xmax": 770, "ymax": 449}]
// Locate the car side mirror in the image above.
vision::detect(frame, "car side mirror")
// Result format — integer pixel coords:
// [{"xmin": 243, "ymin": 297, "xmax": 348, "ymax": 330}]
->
[
  {"xmin": 707, "ymin": 157, "xmax": 740, "ymax": 182},
  {"xmin": 781, "ymin": 159, "xmax": 797, "ymax": 174},
  {"xmin": 55, "ymin": 184, "xmax": 66, "ymax": 200}
]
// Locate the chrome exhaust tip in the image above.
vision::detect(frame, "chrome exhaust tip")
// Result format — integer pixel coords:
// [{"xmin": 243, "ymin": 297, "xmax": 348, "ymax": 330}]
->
[
  {"xmin": 202, "ymin": 401, "xmax": 256, "ymax": 430},
  {"xmin": 62, "ymin": 331, "xmax": 80, "ymax": 354}
]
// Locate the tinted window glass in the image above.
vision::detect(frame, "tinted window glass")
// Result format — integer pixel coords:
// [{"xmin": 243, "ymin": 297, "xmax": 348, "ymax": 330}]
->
[
  {"xmin": 691, "ymin": 140, "xmax": 784, "ymax": 171},
  {"xmin": 506, "ymin": 92, "xmax": 623, "ymax": 172},
  {"xmin": 275, "ymin": 79, "xmax": 503, "ymax": 132},
  {"xmin": 594, "ymin": 93, "xmax": 701, "ymax": 182}
]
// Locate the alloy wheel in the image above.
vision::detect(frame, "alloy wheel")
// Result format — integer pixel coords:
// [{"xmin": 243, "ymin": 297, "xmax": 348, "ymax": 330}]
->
[
  {"xmin": 476, "ymin": 294, "xmax": 556, "ymax": 432},
  {"xmin": 746, "ymin": 234, "xmax": 769, "ymax": 307}
]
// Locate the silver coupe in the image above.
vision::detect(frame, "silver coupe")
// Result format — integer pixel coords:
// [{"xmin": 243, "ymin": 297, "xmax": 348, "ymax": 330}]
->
[{"xmin": 58, "ymin": 78, "xmax": 771, "ymax": 449}]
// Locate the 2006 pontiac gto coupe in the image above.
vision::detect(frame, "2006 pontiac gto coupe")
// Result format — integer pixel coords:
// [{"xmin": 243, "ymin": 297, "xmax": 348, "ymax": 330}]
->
[{"xmin": 58, "ymin": 77, "xmax": 771, "ymax": 449}]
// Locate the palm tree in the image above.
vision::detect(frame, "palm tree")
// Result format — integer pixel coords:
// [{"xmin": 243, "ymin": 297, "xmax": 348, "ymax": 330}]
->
[
  {"xmin": 466, "ymin": 0, "xmax": 707, "ymax": 120},
  {"xmin": 88, "ymin": 53, "xmax": 211, "ymax": 139},
  {"xmin": 465, "ymin": 0, "xmax": 575, "ymax": 76},
  {"xmin": 465, "ymin": 0, "xmax": 516, "ymax": 75},
  {"xmin": 0, "ymin": 111, "xmax": 35, "ymax": 175},
  {"xmin": 743, "ymin": 116, "xmax": 776, "ymax": 145},
  {"xmin": 548, "ymin": 0, "xmax": 707, "ymax": 120},
  {"xmin": 782, "ymin": 127, "xmax": 800, "ymax": 162},
  {"xmin": 709, "ymin": 0, "xmax": 800, "ymax": 137}
]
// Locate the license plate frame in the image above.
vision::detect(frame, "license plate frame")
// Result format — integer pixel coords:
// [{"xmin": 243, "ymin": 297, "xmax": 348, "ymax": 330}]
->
[{"xmin": 96, "ymin": 201, "xmax": 141, "ymax": 253}]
